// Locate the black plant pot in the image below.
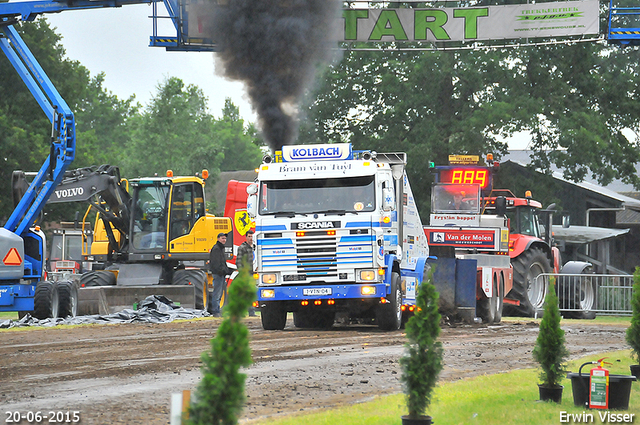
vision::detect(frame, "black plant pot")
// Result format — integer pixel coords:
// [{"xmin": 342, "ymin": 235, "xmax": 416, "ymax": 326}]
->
[
  {"xmin": 567, "ymin": 373, "xmax": 637, "ymax": 409},
  {"xmin": 631, "ymin": 364, "xmax": 640, "ymax": 380},
  {"xmin": 401, "ymin": 415, "xmax": 433, "ymax": 425},
  {"xmin": 538, "ymin": 384, "xmax": 563, "ymax": 403}
]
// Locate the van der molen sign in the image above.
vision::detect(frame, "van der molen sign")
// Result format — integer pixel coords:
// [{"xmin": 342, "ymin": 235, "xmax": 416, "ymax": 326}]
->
[{"xmin": 342, "ymin": 0, "xmax": 599, "ymax": 43}]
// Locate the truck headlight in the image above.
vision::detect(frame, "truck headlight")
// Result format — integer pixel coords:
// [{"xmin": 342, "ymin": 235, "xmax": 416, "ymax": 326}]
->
[
  {"xmin": 261, "ymin": 289, "xmax": 276, "ymax": 298},
  {"xmin": 359, "ymin": 270, "xmax": 376, "ymax": 281},
  {"xmin": 361, "ymin": 286, "xmax": 377, "ymax": 295},
  {"xmin": 261, "ymin": 274, "xmax": 277, "ymax": 284}
]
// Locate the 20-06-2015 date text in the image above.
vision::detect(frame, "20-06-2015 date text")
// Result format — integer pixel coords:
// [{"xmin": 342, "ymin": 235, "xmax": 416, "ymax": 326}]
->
[{"xmin": 5, "ymin": 411, "xmax": 80, "ymax": 423}]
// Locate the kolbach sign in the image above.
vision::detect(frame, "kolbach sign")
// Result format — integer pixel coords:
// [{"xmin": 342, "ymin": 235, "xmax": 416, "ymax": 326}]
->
[{"xmin": 342, "ymin": 0, "xmax": 599, "ymax": 43}]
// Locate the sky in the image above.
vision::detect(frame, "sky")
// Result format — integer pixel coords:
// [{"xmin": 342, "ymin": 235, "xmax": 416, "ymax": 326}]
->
[{"xmin": 44, "ymin": 3, "xmax": 257, "ymax": 122}]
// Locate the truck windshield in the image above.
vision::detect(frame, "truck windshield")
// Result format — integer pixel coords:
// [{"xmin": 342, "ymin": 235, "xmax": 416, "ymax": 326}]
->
[
  {"xmin": 132, "ymin": 185, "xmax": 169, "ymax": 250},
  {"xmin": 259, "ymin": 176, "xmax": 376, "ymax": 215},
  {"xmin": 49, "ymin": 234, "xmax": 84, "ymax": 262},
  {"xmin": 431, "ymin": 183, "xmax": 481, "ymax": 214}
]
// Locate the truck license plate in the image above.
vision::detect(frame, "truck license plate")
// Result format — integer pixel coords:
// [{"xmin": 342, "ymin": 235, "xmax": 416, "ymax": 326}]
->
[{"xmin": 303, "ymin": 288, "xmax": 332, "ymax": 296}]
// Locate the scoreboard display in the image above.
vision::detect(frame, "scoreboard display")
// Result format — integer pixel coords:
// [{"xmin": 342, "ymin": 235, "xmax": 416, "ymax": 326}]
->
[{"xmin": 436, "ymin": 167, "xmax": 492, "ymax": 191}]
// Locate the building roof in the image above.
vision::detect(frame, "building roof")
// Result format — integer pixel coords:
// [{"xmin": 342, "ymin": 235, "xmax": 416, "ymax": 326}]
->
[{"xmin": 552, "ymin": 225, "xmax": 630, "ymax": 244}]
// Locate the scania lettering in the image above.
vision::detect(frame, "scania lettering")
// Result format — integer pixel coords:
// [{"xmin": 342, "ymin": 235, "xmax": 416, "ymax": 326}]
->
[
  {"xmin": 247, "ymin": 143, "xmax": 430, "ymax": 331},
  {"xmin": 294, "ymin": 222, "xmax": 338, "ymax": 230}
]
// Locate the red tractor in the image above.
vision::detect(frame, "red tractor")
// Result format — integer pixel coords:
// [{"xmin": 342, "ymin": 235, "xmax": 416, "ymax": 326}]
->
[{"xmin": 483, "ymin": 191, "xmax": 595, "ymax": 318}]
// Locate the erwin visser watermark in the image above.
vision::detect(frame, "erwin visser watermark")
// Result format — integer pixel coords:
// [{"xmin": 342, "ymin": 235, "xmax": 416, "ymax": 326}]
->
[{"xmin": 560, "ymin": 411, "xmax": 635, "ymax": 423}]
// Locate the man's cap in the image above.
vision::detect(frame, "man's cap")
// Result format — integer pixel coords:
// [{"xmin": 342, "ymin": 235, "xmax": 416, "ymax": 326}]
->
[{"xmin": 217, "ymin": 232, "xmax": 227, "ymax": 239}]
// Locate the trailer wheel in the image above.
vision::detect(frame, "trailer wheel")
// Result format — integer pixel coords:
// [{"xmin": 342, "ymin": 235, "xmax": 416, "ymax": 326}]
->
[
  {"xmin": 33, "ymin": 281, "xmax": 59, "ymax": 319},
  {"xmin": 80, "ymin": 270, "xmax": 116, "ymax": 287},
  {"xmin": 261, "ymin": 302, "xmax": 287, "ymax": 330},
  {"xmin": 494, "ymin": 274, "xmax": 504, "ymax": 324},
  {"xmin": 173, "ymin": 269, "xmax": 207, "ymax": 310},
  {"xmin": 506, "ymin": 247, "xmax": 551, "ymax": 317},
  {"xmin": 56, "ymin": 280, "xmax": 78, "ymax": 318},
  {"xmin": 477, "ymin": 274, "xmax": 499, "ymax": 324},
  {"xmin": 558, "ymin": 262, "xmax": 596, "ymax": 319},
  {"xmin": 376, "ymin": 272, "xmax": 402, "ymax": 331}
]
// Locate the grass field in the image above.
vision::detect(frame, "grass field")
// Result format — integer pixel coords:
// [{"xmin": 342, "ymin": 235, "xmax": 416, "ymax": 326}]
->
[
  {"xmin": 251, "ymin": 350, "xmax": 639, "ymax": 425},
  {"xmin": 0, "ymin": 311, "xmax": 18, "ymax": 320}
]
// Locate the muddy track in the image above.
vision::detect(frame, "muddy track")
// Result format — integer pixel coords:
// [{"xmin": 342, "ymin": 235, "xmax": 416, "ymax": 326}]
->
[{"xmin": 0, "ymin": 317, "xmax": 628, "ymax": 425}]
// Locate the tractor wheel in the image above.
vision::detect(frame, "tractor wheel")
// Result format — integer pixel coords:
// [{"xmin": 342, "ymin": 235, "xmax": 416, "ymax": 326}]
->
[
  {"xmin": 376, "ymin": 272, "xmax": 402, "ymax": 331},
  {"xmin": 506, "ymin": 247, "xmax": 551, "ymax": 317},
  {"xmin": 558, "ymin": 262, "xmax": 596, "ymax": 319},
  {"xmin": 56, "ymin": 280, "xmax": 78, "ymax": 318},
  {"xmin": 33, "ymin": 281, "xmax": 59, "ymax": 319},
  {"xmin": 260, "ymin": 302, "xmax": 287, "ymax": 330},
  {"xmin": 173, "ymin": 269, "xmax": 208, "ymax": 310},
  {"xmin": 80, "ymin": 270, "xmax": 116, "ymax": 287}
]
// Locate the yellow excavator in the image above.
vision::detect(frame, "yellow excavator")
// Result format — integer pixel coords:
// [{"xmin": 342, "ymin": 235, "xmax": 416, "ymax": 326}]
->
[{"xmin": 33, "ymin": 165, "xmax": 233, "ymax": 315}]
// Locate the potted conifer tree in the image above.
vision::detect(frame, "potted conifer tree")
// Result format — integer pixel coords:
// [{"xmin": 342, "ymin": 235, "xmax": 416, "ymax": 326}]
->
[
  {"xmin": 532, "ymin": 278, "xmax": 568, "ymax": 403},
  {"xmin": 399, "ymin": 272, "xmax": 443, "ymax": 425},
  {"xmin": 187, "ymin": 268, "xmax": 256, "ymax": 425},
  {"xmin": 626, "ymin": 267, "xmax": 640, "ymax": 379}
]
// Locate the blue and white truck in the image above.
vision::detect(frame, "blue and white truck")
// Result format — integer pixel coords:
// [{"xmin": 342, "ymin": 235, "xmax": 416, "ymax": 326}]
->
[{"xmin": 246, "ymin": 143, "xmax": 430, "ymax": 330}]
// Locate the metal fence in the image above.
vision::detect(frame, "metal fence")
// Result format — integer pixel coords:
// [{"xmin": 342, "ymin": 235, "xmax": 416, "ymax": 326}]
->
[{"xmin": 536, "ymin": 273, "xmax": 635, "ymax": 316}]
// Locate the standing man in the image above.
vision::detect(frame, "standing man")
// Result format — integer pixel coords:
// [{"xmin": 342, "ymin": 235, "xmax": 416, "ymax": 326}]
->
[
  {"xmin": 236, "ymin": 229, "xmax": 257, "ymax": 316},
  {"xmin": 209, "ymin": 232, "xmax": 232, "ymax": 317}
]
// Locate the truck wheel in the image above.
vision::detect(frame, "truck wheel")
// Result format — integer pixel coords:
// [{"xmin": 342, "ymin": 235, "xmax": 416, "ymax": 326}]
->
[
  {"xmin": 56, "ymin": 280, "xmax": 78, "ymax": 318},
  {"xmin": 376, "ymin": 272, "xmax": 402, "ymax": 331},
  {"xmin": 33, "ymin": 281, "xmax": 59, "ymax": 319},
  {"xmin": 477, "ymin": 274, "xmax": 498, "ymax": 324},
  {"xmin": 506, "ymin": 247, "xmax": 551, "ymax": 317},
  {"xmin": 558, "ymin": 263, "xmax": 596, "ymax": 319},
  {"xmin": 80, "ymin": 270, "xmax": 116, "ymax": 287},
  {"xmin": 261, "ymin": 302, "xmax": 287, "ymax": 330},
  {"xmin": 173, "ymin": 269, "xmax": 208, "ymax": 310}
]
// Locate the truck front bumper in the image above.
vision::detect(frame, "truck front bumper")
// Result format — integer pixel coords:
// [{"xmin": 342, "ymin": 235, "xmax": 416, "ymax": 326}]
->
[{"xmin": 257, "ymin": 283, "xmax": 387, "ymax": 302}]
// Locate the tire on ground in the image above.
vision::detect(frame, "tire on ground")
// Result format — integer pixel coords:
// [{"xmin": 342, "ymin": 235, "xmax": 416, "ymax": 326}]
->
[
  {"xmin": 33, "ymin": 281, "xmax": 59, "ymax": 319},
  {"xmin": 494, "ymin": 274, "xmax": 504, "ymax": 324},
  {"xmin": 558, "ymin": 262, "xmax": 596, "ymax": 319},
  {"xmin": 477, "ymin": 273, "xmax": 498, "ymax": 324},
  {"xmin": 56, "ymin": 280, "xmax": 78, "ymax": 318},
  {"xmin": 376, "ymin": 272, "xmax": 402, "ymax": 331},
  {"xmin": 261, "ymin": 302, "xmax": 287, "ymax": 330},
  {"xmin": 80, "ymin": 270, "xmax": 117, "ymax": 287},
  {"xmin": 505, "ymin": 247, "xmax": 551, "ymax": 317},
  {"xmin": 172, "ymin": 269, "xmax": 208, "ymax": 310}
]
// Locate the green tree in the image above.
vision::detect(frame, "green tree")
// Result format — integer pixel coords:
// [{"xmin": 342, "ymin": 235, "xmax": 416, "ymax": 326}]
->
[
  {"xmin": 399, "ymin": 271, "xmax": 443, "ymax": 420},
  {"xmin": 0, "ymin": 19, "xmax": 94, "ymax": 222},
  {"xmin": 122, "ymin": 77, "xmax": 224, "ymax": 178},
  {"xmin": 187, "ymin": 269, "xmax": 255, "ymax": 425},
  {"xmin": 626, "ymin": 267, "xmax": 640, "ymax": 364},
  {"xmin": 299, "ymin": 42, "xmax": 640, "ymax": 219},
  {"xmin": 532, "ymin": 279, "xmax": 569, "ymax": 389},
  {"xmin": 214, "ymin": 99, "xmax": 264, "ymax": 171},
  {"xmin": 74, "ymin": 73, "xmax": 138, "ymax": 167}
]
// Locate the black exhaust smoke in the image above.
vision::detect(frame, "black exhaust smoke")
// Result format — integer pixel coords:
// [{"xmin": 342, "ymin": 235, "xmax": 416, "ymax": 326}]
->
[{"xmin": 209, "ymin": 0, "xmax": 341, "ymax": 152}]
